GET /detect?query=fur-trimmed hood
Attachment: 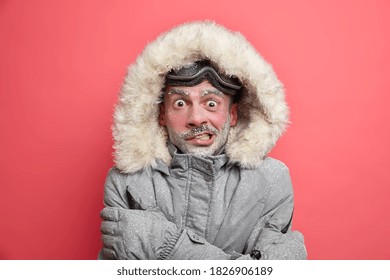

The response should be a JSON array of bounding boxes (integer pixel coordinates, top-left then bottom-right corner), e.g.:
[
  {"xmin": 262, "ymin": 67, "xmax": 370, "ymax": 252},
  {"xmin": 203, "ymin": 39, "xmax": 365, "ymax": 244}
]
[{"xmin": 113, "ymin": 21, "xmax": 289, "ymax": 173}]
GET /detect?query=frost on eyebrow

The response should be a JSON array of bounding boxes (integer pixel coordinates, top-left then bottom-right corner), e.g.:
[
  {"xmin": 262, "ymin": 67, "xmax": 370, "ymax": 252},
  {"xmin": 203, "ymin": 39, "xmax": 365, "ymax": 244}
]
[
  {"xmin": 166, "ymin": 88, "xmax": 189, "ymax": 96},
  {"xmin": 201, "ymin": 88, "xmax": 223, "ymax": 97}
]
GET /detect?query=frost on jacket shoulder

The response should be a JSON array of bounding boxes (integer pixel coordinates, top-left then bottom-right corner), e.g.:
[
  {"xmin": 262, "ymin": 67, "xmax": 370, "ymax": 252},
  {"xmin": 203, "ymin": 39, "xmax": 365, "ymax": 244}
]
[
  {"xmin": 102, "ymin": 156, "xmax": 306, "ymax": 260},
  {"xmin": 102, "ymin": 21, "xmax": 307, "ymax": 259}
]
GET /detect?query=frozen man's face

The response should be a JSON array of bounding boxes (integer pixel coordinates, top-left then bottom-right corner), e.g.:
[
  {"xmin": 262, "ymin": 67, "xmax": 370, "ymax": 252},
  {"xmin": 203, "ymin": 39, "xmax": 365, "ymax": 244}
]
[{"xmin": 159, "ymin": 80, "xmax": 238, "ymax": 156}]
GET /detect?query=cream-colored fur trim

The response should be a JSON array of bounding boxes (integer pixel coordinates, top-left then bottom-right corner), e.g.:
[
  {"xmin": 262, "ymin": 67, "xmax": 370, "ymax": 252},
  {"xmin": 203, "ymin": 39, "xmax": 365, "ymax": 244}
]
[{"xmin": 113, "ymin": 21, "xmax": 289, "ymax": 173}]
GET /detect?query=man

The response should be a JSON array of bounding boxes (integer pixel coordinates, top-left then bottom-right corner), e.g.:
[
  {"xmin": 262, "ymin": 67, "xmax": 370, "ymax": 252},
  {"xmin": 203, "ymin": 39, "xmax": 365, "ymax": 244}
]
[{"xmin": 99, "ymin": 21, "xmax": 307, "ymax": 260}]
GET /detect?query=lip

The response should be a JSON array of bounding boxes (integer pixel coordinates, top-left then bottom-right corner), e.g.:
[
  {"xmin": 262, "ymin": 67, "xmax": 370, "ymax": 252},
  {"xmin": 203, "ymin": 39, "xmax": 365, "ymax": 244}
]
[{"xmin": 186, "ymin": 133, "xmax": 215, "ymax": 146}]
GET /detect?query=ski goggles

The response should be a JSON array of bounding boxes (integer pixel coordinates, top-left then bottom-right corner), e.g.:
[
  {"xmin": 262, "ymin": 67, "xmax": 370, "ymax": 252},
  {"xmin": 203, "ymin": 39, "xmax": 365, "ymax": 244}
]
[{"xmin": 165, "ymin": 60, "xmax": 242, "ymax": 96}]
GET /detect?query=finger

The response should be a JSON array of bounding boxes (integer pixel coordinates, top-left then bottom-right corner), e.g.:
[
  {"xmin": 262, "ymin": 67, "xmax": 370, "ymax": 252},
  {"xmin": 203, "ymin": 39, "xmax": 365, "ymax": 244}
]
[
  {"xmin": 100, "ymin": 207, "xmax": 119, "ymax": 221},
  {"xmin": 115, "ymin": 208, "xmax": 146, "ymax": 222},
  {"xmin": 101, "ymin": 234, "xmax": 119, "ymax": 251},
  {"xmin": 102, "ymin": 248, "xmax": 117, "ymax": 260},
  {"xmin": 100, "ymin": 221, "xmax": 118, "ymax": 235}
]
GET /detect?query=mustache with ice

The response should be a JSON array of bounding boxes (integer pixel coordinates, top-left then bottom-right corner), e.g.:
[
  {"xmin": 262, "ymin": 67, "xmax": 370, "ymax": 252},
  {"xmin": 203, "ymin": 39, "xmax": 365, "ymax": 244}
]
[{"xmin": 180, "ymin": 125, "xmax": 219, "ymax": 141}]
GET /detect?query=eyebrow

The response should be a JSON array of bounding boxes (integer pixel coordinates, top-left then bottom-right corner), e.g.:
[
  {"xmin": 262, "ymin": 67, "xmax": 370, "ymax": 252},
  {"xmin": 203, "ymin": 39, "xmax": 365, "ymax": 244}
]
[
  {"xmin": 201, "ymin": 88, "xmax": 223, "ymax": 97},
  {"xmin": 166, "ymin": 88, "xmax": 189, "ymax": 96},
  {"xmin": 166, "ymin": 88, "xmax": 223, "ymax": 98}
]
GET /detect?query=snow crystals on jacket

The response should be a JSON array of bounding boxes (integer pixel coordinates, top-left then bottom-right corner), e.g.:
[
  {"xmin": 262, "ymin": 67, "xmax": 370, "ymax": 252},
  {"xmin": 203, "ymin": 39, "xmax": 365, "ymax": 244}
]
[{"xmin": 101, "ymin": 21, "xmax": 307, "ymax": 260}]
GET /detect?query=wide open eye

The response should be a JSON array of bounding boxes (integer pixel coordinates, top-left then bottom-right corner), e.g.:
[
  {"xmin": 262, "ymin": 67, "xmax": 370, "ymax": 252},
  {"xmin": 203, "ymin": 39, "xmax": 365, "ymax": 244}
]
[
  {"xmin": 174, "ymin": 99, "xmax": 186, "ymax": 108},
  {"xmin": 206, "ymin": 100, "xmax": 218, "ymax": 108}
]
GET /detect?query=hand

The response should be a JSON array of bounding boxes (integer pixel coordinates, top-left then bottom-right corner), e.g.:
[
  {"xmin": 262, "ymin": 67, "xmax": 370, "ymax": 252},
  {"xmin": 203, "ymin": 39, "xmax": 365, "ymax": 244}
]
[
  {"xmin": 261, "ymin": 231, "xmax": 307, "ymax": 260},
  {"xmin": 100, "ymin": 207, "xmax": 179, "ymax": 259}
]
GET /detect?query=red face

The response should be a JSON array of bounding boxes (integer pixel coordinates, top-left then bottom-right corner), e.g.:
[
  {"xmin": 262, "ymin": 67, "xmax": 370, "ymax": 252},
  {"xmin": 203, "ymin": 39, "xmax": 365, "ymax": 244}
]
[{"xmin": 159, "ymin": 80, "xmax": 238, "ymax": 156}]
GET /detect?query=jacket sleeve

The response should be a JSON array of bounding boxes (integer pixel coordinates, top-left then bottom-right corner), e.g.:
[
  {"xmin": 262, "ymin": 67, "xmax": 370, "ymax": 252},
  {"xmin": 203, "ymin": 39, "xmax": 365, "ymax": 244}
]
[
  {"xmin": 103, "ymin": 167, "xmax": 131, "ymax": 209},
  {"xmin": 100, "ymin": 168, "xmax": 233, "ymax": 260},
  {"xmin": 160, "ymin": 229, "xmax": 232, "ymax": 260},
  {"xmin": 247, "ymin": 164, "xmax": 307, "ymax": 260}
]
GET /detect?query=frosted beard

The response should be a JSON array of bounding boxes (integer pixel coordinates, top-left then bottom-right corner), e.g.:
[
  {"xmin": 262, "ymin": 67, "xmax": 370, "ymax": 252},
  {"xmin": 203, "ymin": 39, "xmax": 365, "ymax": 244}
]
[{"xmin": 167, "ymin": 119, "xmax": 231, "ymax": 156}]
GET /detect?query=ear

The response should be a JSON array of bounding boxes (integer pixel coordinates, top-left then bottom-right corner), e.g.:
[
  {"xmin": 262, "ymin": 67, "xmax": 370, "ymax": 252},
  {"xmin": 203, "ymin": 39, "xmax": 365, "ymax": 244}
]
[
  {"xmin": 229, "ymin": 103, "xmax": 238, "ymax": 127},
  {"xmin": 159, "ymin": 103, "xmax": 166, "ymax": 126}
]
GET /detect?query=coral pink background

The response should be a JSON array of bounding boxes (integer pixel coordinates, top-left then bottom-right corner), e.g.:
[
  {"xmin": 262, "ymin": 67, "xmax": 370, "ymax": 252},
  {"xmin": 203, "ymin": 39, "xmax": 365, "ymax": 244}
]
[{"xmin": 1, "ymin": 0, "xmax": 389, "ymax": 259}]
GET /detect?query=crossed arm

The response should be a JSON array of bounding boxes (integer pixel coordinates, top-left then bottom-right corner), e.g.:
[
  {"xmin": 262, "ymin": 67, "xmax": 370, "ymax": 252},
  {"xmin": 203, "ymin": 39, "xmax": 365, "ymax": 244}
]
[{"xmin": 99, "ymin": 168, "xmax": 307, "ymax": 260}]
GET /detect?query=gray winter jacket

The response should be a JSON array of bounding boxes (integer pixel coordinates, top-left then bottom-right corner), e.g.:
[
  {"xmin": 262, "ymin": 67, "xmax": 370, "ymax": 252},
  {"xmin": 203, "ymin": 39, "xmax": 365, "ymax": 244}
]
[
  {"xmin": 100, "ymin": 21, "xmax": 307, "ymax": 259},
  {"xmin": 101, "ymin": 144, "xmax": 306, "ymax": 259}
]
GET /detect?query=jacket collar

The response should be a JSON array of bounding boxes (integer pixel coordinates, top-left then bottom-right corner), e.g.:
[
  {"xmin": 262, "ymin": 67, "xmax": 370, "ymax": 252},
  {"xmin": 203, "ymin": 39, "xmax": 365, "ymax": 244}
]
[{"xmin": 155, "ymin": 142, "xmax": 230, "ymax": 176}]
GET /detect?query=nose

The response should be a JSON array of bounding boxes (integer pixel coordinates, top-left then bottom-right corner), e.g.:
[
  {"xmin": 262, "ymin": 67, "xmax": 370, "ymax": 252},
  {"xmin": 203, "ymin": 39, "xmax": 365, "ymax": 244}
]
[{"xmin": 186, "ymin": 104, "xmax": 208, "ymax": 127}]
